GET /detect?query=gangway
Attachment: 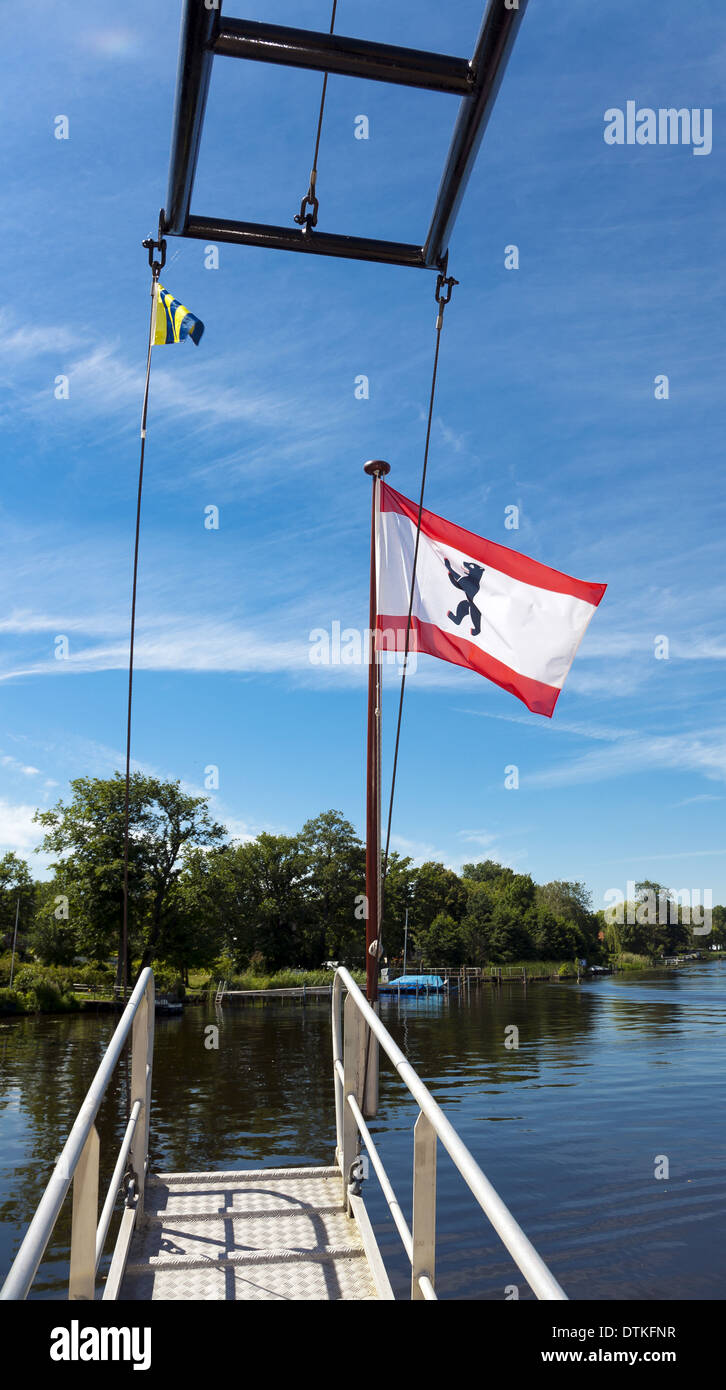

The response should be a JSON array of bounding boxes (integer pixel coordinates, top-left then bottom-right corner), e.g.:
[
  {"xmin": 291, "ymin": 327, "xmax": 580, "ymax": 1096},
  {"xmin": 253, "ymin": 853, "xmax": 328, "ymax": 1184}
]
[{"xmin": 1, "ymin": 968, "xmax": 567, "ymax": 1301}]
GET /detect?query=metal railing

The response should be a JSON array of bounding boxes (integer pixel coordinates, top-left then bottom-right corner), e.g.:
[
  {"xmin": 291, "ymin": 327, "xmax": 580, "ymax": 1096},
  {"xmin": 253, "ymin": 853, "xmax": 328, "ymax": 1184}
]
[
  {"xmin": 332, "ymin": 967, "xmax": 567, "ymax": 1301},
  {"xmin": 1, "ymin": 968, "xmax": 155, "ymax": 1301}
]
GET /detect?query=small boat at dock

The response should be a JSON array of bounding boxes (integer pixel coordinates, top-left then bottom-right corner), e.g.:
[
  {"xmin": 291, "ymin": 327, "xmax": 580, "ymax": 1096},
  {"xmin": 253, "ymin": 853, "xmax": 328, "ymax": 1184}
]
[{"xmin": 379, "ymin": 974, "xmax": 450, "ymax": 995}]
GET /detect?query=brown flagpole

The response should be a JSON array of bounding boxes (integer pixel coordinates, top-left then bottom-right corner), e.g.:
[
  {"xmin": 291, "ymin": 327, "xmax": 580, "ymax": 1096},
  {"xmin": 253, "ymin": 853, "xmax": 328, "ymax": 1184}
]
[
  {"xmin": 363, "ymin": 460, "xmax": 390, "ymax": 1004},
  {"xmin": 362, "ymin": 459, "xmax": 389, "ymax": 1119}
]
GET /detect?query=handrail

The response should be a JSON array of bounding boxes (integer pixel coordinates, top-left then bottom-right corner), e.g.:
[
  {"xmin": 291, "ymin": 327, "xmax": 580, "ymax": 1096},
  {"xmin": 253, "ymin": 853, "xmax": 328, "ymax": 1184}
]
[
  {"xmin": 1, "ymin": 967, "xmax": 155, "ymax": 1301},
  {"xmin": 332, "ymin": 966, "xmax": 567, "ymax": 1301}
]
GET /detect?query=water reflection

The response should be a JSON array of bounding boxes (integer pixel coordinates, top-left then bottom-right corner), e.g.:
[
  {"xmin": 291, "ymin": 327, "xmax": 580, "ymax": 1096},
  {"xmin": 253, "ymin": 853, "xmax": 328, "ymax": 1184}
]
[{"xmin": 1, "ymin": 964, "xmax": 724, "ymax": 1299}]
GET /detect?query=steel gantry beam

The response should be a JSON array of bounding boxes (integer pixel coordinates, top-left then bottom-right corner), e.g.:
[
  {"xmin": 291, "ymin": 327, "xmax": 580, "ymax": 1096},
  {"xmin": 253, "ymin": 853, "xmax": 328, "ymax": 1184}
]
[{"xmin": 163, "ymin": 0, "xmax": 529, "ymax": 269}]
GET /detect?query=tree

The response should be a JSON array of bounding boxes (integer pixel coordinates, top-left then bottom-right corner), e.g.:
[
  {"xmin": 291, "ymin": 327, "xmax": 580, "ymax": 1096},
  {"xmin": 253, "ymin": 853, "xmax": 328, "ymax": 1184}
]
[
  {"xmin": 461, "ymin": 881, "xmax": 495, "ymax": 964},
  {"xmin": 535, "ymin": 881, "xmax": 598, "ymax": 959},
  {"xmin": 298, "ymin": 811, "xmax": 365, "ymax": 965},
  {"xmin": 410, "ymin": 862, "xmax": 467, "ymax": 938},
  {"xmin": 162, "ymin": 846, "xmax": 231, "ymax": 977},
  {"xmin": 30, "ymin": 879, "xmax": 78, "ymax": 965},
  {"xmin": 218, "ymin": 834, "xmax": 308, "ymax": 971},
  {"xmin": 532, "ymin": 907, "xmax": 579, "ymax": 961},
  {"xmin": 710, "ymin": 904, "xmax": 726, "ymax": 949},
  {"xmin": 462, "ymin": 860, "xmax": 515, "ymax": 889},
  {"xmin": 487, "ymin": 874, "xmax": 537, "ymax": 962},
  {"xmin": 35, "ymin": 774, "xmax": 225, "ymax": 983},
  {"xmin": 414, "ymin": 912, "xmax": 467, "ymax": 966},
  {"xmin": 0, "ymin": 853, "xmax": 35, "ymax": 957},
  {"xmin": 380, "ymin": 853, "xmax": 416, "ymax": 961}
]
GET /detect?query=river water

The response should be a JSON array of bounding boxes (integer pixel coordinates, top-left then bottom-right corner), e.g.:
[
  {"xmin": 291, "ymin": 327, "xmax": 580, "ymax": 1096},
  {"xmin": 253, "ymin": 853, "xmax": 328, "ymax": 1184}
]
[{"xmin": 1, "ymin": 963, "xmax": 724, "ymax": 1300}]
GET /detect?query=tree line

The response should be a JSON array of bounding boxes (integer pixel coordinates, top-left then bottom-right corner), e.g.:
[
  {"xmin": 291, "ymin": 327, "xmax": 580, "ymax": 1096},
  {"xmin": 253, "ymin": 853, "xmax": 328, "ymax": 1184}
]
[{"xmin": 1, "ymin": 774, "xmax": 724, "ymax": 984}]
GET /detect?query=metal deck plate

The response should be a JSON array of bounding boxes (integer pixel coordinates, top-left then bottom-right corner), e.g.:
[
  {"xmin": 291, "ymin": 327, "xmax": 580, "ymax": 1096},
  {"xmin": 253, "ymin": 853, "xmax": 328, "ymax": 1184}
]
[{"xmin": 119, "ymin": 1167, "xmax": 379, "ymax": 1301}]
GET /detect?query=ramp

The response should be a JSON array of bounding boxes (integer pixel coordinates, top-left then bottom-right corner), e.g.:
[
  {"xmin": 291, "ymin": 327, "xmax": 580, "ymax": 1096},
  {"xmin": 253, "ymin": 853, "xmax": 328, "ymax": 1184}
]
[{"xmin": 120, "ymin": 1166, "xmax": 383, "ymax": 1301}]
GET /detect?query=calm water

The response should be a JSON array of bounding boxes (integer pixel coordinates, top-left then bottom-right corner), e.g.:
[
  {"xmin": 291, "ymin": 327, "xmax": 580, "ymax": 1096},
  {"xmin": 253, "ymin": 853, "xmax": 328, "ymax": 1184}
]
[{"xmin": 1, "ymin": 963, "xmax": 725, "ymax": 1300}]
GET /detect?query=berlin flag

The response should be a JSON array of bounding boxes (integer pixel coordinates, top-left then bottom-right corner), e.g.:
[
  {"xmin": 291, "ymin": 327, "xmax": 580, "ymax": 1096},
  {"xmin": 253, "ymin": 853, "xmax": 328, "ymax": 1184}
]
[{"xmin": 376, "ymin": 483, "xmax": 606, "ymax": 718}]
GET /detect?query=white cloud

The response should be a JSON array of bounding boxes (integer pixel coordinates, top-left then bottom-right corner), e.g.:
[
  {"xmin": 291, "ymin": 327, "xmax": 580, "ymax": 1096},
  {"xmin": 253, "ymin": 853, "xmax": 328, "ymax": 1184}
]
[
  {"xmin": 1, "ymin": 754, "xmax": 40, "ymax": 777},
  {"xmin": 0, "ymin": 799, "xmax": 44, "ymax": 856},
  {"xmin": 525, "ymin": 729, "xmax": 726, "ymax": 790}
]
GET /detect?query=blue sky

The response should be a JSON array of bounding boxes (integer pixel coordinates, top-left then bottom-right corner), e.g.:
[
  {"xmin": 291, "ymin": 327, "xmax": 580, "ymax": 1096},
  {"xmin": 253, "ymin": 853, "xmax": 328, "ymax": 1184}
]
[{"xmin": 1, "ymin": 0, "xmax": 725, "ymax": 911}]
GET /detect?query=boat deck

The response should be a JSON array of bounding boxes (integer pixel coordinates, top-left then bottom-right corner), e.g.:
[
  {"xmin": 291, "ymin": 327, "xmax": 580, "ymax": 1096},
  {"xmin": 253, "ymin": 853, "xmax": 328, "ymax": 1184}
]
[{"xmin": 119, "ymin": 1166, "xmax": 384, "ymax": 1301}]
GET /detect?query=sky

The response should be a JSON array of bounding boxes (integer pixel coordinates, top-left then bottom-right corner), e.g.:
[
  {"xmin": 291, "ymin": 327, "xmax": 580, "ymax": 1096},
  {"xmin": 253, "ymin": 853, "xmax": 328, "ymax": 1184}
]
[{"xmin": 1, "ymin": 0, "xmax": 725, "ymax": 912}]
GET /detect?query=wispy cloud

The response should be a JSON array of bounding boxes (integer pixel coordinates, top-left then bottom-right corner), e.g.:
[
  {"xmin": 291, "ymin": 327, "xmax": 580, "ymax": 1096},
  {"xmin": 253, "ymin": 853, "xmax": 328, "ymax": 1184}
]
[
  {"xmin": 525, "ymin": 729, "xmax": 726, "ymax": 790},
  {"xmin": 1, "ymin": 753, "xmax": 40, "ymax": 777},
  {"xmin": 672, "ymin": 793, "xmax": 722, "ymax": 807}
]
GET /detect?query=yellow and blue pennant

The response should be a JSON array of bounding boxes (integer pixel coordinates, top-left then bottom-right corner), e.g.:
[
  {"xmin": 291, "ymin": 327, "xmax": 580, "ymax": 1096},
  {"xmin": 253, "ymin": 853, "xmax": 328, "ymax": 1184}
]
[{"xmin": 153, "ymin": 283, "xmax": 204, "ymax": 346}]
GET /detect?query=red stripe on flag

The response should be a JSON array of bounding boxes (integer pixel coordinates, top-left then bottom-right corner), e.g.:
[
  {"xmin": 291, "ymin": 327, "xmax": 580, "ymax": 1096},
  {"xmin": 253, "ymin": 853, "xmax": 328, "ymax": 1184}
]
[
  {"xmin": 377, "ymin": 615, "xmax": 561, "ymax": 718},
  {"xmin": 380, "ymin": 483, "xmax": 607, "ymax": 607}
]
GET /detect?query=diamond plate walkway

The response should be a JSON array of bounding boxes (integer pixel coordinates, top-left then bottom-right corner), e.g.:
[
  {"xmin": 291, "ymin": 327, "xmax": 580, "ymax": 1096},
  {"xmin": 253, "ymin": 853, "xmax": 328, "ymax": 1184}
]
[{"xmin": 119, "ymin": 1167, "xmax": 388, "ymax": 1301}]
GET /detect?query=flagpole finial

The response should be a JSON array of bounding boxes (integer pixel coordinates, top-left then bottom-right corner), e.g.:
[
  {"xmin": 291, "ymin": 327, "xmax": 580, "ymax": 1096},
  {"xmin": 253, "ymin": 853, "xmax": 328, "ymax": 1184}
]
[{"xmin": 364, "ymin": 459, "xmax": 391, "ymax": 478}]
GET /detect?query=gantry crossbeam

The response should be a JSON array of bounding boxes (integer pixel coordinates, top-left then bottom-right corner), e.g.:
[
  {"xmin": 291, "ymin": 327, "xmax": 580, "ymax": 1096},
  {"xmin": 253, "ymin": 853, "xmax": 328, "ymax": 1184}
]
[{"xmin": 163, "ymin": 0, "xmax": 529, "ymax": 269}]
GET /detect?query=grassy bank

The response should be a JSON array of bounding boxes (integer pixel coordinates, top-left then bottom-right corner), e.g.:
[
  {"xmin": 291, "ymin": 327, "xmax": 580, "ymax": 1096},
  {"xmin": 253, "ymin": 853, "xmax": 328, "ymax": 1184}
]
[
  {"xmin": 204, "ymin": 968, "xmax": 366, "ymax": 992},
  {"xmin": 0, "ymin": 963, "xmax": 366, "ymax": 1014},
  {"xmin": 2, "ymin": 954, "xmax": 721, "ymax": 1016}
]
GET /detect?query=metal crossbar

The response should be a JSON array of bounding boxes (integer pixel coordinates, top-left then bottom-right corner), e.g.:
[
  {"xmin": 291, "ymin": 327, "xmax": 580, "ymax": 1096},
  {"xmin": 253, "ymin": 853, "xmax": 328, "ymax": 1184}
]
[
  {"xmin": 162, "ymin": 0, "xmax": 530, "ymax": 268},
  {"xmin": 331, "ymin": 967, "xmax": 567, "ymax": 1301},
  {"xmin": 0, "ymin": 968, "xmax": 155, "ymax": 1301}
]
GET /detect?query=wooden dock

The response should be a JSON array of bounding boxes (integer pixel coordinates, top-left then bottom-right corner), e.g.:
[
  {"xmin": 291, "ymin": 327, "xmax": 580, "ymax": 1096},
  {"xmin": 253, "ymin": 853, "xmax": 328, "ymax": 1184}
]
[
  {"xmin": 119, "ymin": 1167, "xmax": 391, "ymax": 1301},
  {"xmin": 220, "ymin": 985, "xmax": 333, "ymax": 1001}
]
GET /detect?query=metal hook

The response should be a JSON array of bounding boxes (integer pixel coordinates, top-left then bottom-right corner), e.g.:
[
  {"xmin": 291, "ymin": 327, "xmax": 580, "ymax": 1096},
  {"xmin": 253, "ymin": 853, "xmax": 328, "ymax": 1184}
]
[
  {"xmin": 435, "ymin": 269, "xmax": 459, "ymax": 306},
  {"xmin": 142, "ymin": 209, "xmax": 167, "ymax": 278}
]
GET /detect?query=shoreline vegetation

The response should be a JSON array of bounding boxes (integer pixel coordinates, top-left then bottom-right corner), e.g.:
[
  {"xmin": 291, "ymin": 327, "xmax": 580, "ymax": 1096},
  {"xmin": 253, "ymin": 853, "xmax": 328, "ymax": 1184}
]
[
  {"xmin": 2, "ymin": 774, "xmax": 724, "ymax": 1018},
  {"xmin": 1, "ymin": 955, "xmax": 723, "ymax": 1018}
]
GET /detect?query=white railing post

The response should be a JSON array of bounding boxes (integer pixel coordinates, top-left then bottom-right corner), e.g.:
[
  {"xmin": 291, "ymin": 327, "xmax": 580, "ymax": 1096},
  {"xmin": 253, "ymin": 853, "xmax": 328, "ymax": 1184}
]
[
  {"xmin": 129, "ymin": 979, "xmax": 154, "ymax": 1217},
  {"xmin": 332, "ymin": 976, "xmax": 344, "ymax": 1167},
  {"xmin": 68, "ymin": 1125, "xmax": 100, "ymax": 1300},
  {"xmin": 363, "ymin": 1004, "xmax": 379, "ymax": 1119},
  {"xmin": 411, "ymin": 1111, "xmax": 436, "ymax": 1300},
  {"xmin": 342, "ymin": 993, "xmax": 366, "ymax": 1213}
]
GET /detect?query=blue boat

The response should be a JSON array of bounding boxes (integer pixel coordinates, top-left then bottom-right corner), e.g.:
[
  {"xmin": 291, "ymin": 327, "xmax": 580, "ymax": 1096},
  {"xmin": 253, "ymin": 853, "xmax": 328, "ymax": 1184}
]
[{"xmin": 379, "ymin": 974, "xmax": 450, "ymax": 994}]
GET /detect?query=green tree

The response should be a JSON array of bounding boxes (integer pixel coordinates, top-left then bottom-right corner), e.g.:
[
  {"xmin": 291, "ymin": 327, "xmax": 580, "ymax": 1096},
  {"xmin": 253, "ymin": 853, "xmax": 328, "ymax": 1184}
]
[
  {"xmin": 220, "ymin": 833, "xmax": 307, "ymax": 970},
  {"xmin": 380, "ymin": 853, "xmax": 416, "ymax": 962},
  {"xmin": 487, "ymin": 874, "xmax": 537, "ymax": 962},
  {"xmin": 298, "ymin": 811, "xmax": 365, "ymax": 965},
  {"xmin": 30, "ymin": 879, "xmax": 78, "ymax": 965},
  {"xmin": 710, "ymin": 904, "xmax": 726, "ymax": 949},
  {"xmin": 35, "ymin": 774, "xmax": 225, "ymax": 983},
  {"xmin": 414, "ymin": 912, "xmax": 467, "ymax": 966},
  {"xmin": 535, "ymin": 881, "xmax": 599, "ymax": 959},
  {"xmin": 462, "ymin": 860, "xmax": 515, "ymax": 889},
  {"xmin": 460, "ymin": 880, "xmax": 496, "ymax": 964},
  {"xmin": 0, "ymin": 852, "xmax": 35, "ymax": 957},
  {"xmin": 161, "ymin": 846, "xmax": 231, "ymax": 977},
  {"xmin": 410, "ymin": 862, "xmax": 467, "ymax": 938}
]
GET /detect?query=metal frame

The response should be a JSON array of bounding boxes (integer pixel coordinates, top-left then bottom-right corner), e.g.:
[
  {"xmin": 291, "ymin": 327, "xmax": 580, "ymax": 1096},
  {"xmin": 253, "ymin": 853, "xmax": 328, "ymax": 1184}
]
[
  {"xmin": 0, "ymin": 969, "xmax": 155, "ymax": 1301},
  {"xmin": 163, "ymin": 0, "xmax": 530, "ymax": 269},
  {"xmin": 332, "ymin": 967, "xmax": 567, "ymax": 1301}
]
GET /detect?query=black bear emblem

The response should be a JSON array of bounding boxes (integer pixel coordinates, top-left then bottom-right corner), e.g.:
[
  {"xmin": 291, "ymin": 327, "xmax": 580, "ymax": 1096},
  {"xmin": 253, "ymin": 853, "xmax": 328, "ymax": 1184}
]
[{"xmin": 445, "ymin": 557, "xmax": 484, "ymax": 638}]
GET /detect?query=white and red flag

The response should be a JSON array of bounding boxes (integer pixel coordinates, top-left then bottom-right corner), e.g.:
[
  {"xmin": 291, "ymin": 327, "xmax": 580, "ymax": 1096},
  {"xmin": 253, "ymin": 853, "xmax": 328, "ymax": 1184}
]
[{"xmin": 376, "ymin": 483, "xmax": 606, "ymax": 718}]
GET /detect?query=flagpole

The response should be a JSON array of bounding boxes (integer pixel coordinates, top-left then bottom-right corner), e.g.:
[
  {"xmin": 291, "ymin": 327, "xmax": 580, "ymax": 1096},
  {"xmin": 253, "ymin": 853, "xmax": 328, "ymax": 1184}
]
[
  {"xmin": 362, "ymin": 459, "xmax": 389, "ymax": 1118},
  {"xmin": 363, "ymin": 459, "xmax": 390, "ymax": 1002},
  {"xmin": 121, "ymin": 239, "xmax": 163, "ymax": 1002}
]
